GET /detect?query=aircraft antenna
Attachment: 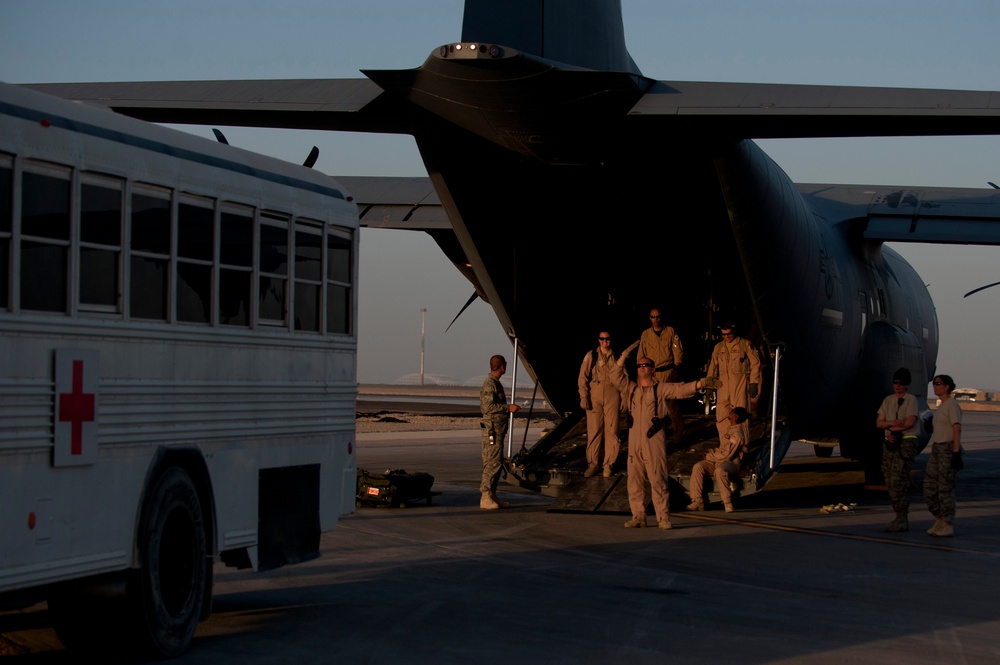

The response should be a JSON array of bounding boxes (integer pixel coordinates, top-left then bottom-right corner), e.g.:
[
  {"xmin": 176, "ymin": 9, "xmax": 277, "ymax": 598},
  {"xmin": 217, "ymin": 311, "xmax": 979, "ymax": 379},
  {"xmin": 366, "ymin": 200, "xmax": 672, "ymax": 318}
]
[{"xmin": 211, "ymin": 128, "xmax": 229, "ymax": 145}]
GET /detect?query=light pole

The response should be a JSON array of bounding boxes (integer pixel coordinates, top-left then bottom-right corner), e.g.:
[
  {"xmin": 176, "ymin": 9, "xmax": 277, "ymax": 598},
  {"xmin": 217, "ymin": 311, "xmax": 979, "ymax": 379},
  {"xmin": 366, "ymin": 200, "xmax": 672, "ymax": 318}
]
[{"xmin": 420, "ymin": 308, "xmax": 426, "ymax": 386}]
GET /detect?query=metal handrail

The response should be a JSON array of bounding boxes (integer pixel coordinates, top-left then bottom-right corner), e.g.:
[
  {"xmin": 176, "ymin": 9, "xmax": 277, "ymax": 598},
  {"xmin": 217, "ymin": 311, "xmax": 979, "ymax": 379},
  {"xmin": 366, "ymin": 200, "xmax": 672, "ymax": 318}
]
[{"xmin": 769, "ymin": 344, "xmax": 783, "ymax": 471}]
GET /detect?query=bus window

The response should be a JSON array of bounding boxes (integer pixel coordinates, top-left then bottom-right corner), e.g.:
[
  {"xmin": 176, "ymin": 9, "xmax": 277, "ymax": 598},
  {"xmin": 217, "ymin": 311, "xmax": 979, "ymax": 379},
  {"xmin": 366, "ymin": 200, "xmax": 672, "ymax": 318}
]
[
  {"xmin": 259, "ymin": 212, "xmax": 289, "ymax": 326},
  {"xmin": 21, "ymin": 164, "xmax": 71, "ymax": 312},
  {"xmin": 80, "ymin": 176, "xmax": 124, "ymax": 310},
  {"xmin": 177, "ymin": 197, "xmax": 214, "ymax": 324},
  {"xmin": 293, "ymin": 221, "xmax": 322, "ymax": 332},
  {"xmin": 0, "ymin": 155, "xmax": 10, "ymax": 309},
  {"xmin": 326, "ymin": 228, "xmax": 352, "ymax": 335},
  {"xmin": 219, "ymin": 205, "xmax": 253, "ymax": 327},
  {"xmin": 130, "ymin": 187, "xmax": 171, "ymax": 320}
]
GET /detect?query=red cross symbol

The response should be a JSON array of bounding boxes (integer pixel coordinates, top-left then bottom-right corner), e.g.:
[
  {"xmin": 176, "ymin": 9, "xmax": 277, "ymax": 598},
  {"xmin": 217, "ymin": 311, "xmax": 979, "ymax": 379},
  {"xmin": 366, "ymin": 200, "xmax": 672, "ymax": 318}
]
[{"xmin": 58, "ymin": 360, "xmax": 96, "ymax": 455}]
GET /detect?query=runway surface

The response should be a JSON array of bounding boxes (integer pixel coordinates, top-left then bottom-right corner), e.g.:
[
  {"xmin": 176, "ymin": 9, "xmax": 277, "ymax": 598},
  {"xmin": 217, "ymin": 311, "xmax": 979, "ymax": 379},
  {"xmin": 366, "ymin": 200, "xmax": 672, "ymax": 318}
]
[{"xmin": 2, "ymin": 407, "xmax": 998, "ymax": 663}]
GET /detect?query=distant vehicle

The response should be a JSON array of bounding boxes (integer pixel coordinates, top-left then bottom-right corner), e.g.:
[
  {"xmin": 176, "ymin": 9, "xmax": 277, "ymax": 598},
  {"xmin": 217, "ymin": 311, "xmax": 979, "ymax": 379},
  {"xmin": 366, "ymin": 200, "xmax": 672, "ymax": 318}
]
[
  {"xmin": 0, "ymin": 83, "xmax": 359, "ymax": 657},
  {"xmin": 952, "ymin": 388, "xmax": 981, "ymax": 402}
]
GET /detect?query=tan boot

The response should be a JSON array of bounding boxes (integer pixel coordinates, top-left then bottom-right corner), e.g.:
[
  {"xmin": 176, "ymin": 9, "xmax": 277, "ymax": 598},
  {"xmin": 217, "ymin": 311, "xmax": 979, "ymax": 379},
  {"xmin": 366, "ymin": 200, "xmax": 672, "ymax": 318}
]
[
  {"xmin": 489, "ymin": 491, "xmax": 510, "ymax": 509},
  {"xmin": 723, "ymin": 502, "xmax": 735, "ymax": 513},
  {"xmin": 926, "ymin": 517, "xmax": 946, "ymax": 536},
  {"xmin": 480, "ymin": 492, "xmax": 499, "ymax": 510},
  {"xmin": 686, "ymin": 501, "xmax": 704, "ymax": 511},
  {"xmin": 603, "ymin": 465, "xmax": 613, "ymax": 478},
  {"xmin": 930, "ymin": 520, "xmax": 954, "ymax": 538},
  {"xmin": 658, "ymin": 518, "xmax": 673, "ymax": 530},
  {"xmin": 584, "ymin": 464, "xmax": 598, "ymax": 478},
  {"xmin": 624, "ymin": 516, "xmax": 646, "ymax": 528},
  {"xmin": 884, "ymin": 512, "xmax": 909, "ymax": 533}
]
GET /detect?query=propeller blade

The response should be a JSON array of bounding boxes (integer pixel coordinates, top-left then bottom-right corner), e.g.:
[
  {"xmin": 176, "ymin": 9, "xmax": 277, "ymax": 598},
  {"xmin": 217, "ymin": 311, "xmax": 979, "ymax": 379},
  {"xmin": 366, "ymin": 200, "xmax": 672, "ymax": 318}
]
[
  {"xmin": 445, "ymin": 291, "xmax": 480, "ymax": 332},
  {"xmin": 303, "ymin": 146, "xmax": 319, "ymax": 168},
  {"xmin": 211, "ymin": 128, "xmax": 229, "ymax": 145},
  {"xmin": 964, "ymin": 280, "xmax": 1000, "ymax": 297}
]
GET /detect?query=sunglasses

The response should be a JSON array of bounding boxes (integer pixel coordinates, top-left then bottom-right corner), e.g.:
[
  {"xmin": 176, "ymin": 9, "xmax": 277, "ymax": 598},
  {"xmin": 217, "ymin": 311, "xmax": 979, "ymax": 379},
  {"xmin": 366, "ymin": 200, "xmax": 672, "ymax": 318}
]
[
  {"xmin": 932, "ymin": 381, "xmax": 945, "ymax": 386},
  {"xmin": 649, "ymin": 315, "xmax": 661, "ymax": 319},
  {"xmin": 636, "ymin": 362, "xmax": 654, "ymax": 368},
  {"xmin": 892, "ymin": 380, "xmax": 907, "ymax": 385},
  {"xmin": 599, "ymin": 336, "xmax": 611, "ymax": 341}
]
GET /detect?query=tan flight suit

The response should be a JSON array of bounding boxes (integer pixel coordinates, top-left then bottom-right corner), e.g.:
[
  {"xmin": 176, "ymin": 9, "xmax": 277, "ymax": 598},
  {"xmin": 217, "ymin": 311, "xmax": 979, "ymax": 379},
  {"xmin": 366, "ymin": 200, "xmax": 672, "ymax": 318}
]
[
  {"xmin": 577, "ymin": 348, "xmax": 621, "ymax": 471},
  {"xmin": 609, "ymin": 363, "xmax": 698, "ymax": 523},
  {"xmin": 689, "ymin": 421, "xmax": 748, "ymax": 508},
  {"xmin": 638, "ymin": 326, "xmax": 684, "ymax": 439},
  {"xmin": 706, "ymin": 336, "xmax": 761, "ymax": 438}
]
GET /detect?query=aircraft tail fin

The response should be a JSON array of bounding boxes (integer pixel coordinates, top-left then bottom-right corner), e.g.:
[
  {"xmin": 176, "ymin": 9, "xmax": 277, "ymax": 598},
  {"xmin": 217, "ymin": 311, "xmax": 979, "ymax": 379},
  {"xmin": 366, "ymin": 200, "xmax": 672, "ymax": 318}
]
[{"xmin": 461, "ymin": 0, "xmax": 641, "ymax": 75}]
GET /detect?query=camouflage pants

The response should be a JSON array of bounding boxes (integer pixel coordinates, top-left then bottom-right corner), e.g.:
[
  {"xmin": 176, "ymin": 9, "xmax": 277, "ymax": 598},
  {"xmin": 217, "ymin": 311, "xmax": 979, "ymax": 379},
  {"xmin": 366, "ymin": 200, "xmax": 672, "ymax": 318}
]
[
  {"xmin": 881, "ymin": 436, "xmax": 916, "ymax": 513},
  {"xmin": 924, "ymin": 441, "xmax": 959, "ymax": 521},
  {"xmin": 480, "ymin": 418, "xmax": 508, "ymax": 493}
]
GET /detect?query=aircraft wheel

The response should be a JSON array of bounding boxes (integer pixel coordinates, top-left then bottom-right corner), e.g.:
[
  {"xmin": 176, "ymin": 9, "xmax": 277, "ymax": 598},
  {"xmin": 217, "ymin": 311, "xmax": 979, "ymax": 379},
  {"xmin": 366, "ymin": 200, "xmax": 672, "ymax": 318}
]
[
  {"xmin": 814, "ymin": 444, "xmax": 834, "ymax": 458},
  {"xmin": 128, "ymin": 466, "xmax": 207, "ymax": 658}
]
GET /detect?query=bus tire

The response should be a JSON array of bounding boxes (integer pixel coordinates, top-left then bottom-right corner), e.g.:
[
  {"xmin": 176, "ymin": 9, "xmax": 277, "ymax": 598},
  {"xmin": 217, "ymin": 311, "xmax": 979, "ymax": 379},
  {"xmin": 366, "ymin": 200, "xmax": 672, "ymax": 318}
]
[{"xmin": 129, "ymin": 466, "xmax": 207, "ymax": 658}]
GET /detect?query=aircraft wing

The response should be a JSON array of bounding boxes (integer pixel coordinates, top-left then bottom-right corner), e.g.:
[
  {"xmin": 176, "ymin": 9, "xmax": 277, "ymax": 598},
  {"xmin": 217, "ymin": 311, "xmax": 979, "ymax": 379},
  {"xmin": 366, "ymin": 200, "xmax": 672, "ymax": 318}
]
[
  {"xmin": 339, "ymin": 176, "xmax": 448, "ymax": 231},
  {"xmin": 25, "ymin": 74, "xmax": 1000, "ymax": 143},
  {"xmin": 630, "ymin": 80, "xmax": 1000, "ymax": 139},
  {"xmin": 21, "ymin": 79, "xmax": 417, "ymax": 134},
  {"xmin": 347, "ymin": 176, "xmax": 1000, "ymax": 246},
  {"xmin": 796, "ymin": 183, "xmax": 1000, "ymax": 245},
  {"xmin": 339, "ymin": 175, "xmax": 486, "ymax": 299}
]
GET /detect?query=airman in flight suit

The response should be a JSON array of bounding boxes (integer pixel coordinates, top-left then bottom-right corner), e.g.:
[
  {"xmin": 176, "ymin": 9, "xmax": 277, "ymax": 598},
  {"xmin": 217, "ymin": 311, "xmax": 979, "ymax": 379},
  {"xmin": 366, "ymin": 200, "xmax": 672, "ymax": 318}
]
[
  {"xmin": 706, "ymin": 322, "xmax": 761, "ymax": 440},
  {"xmin": 609, "ymin": 349, "xmax": 719, "ymax": 530},
  {"xmin": 577, "ymin": 331, "xmax": 621, "ymax": 478},
  {"xmin": 687, "ymin": 406, "xmax": 750, "ymax": 513},
  {"xmin": 637, "ymin": 308, "xmax": 685, "ymax": 441}
]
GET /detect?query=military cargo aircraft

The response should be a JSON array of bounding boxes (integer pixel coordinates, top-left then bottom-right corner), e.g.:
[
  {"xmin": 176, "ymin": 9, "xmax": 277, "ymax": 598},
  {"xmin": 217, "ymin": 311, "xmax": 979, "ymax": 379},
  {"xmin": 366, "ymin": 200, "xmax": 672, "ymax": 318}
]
[{"xmin": 25, "ymin": 0, "xmax": 1000, "ymax": 497}]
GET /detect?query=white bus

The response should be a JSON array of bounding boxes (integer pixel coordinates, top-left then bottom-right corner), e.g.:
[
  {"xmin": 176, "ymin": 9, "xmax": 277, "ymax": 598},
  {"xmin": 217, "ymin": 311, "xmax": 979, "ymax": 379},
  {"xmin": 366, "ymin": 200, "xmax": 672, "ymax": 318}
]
[{"xmin": 0, "ymin": 83, "xmax": 358, "ymax": 657}]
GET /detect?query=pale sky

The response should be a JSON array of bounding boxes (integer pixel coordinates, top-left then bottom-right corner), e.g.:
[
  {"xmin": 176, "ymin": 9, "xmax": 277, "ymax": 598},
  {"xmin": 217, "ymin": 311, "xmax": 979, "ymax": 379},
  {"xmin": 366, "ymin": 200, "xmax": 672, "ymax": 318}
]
[{"xmin": 2, "ymin": 0, "xmax": 998, "ymax": 390}]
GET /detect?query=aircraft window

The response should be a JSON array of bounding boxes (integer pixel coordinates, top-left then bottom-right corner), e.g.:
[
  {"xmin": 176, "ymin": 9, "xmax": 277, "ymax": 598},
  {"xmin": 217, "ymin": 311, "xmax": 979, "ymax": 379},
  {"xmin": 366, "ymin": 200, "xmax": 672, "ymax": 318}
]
[
  {"xmin": 80, "ymin": 180, "xmax": 124, "ymax": 310},
  {"xmin": 0, "ymin": 158, "xmax": 10, "ymax": 309},
  {"xmin": 176, "ymin": 199, "xmax": 214, "ymax": 324},
  {"xmin": 259, "ymin": 218, "xmax": 289, "ymax": 325},
  {"xmin": 21, "ymin": 167, "xmax": 70, "ymax": 312},
  {"xmin": 293, "ymin": 223, "xmax": 322, "ymax": 332},
  {"xmin": 130, "ymin": 188, "xmax": 171, "ymax": 320},
  {"xmin": 220, "ymin": 207, "xmax": 253, "ymax": 327},
  {"xmin": 326, "ymin": 229, "xmax": 353, "ymax": 335}
]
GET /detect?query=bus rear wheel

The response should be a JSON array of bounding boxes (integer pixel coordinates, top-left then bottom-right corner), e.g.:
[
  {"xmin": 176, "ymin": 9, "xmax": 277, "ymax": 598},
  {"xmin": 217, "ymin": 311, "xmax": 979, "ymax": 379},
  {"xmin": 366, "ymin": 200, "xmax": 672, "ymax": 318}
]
[{"xmin": 128, "ymin": 466, "xmax": 207, "ymax": 658}]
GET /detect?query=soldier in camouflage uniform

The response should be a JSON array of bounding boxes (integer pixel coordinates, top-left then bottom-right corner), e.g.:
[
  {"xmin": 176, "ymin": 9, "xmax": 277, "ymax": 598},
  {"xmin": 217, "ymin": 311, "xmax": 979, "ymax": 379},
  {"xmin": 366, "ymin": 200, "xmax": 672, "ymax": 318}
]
[
  {"xmin": 925, "ymin": 374, "xmax": 963, "ymax": 537},
  {"xmin": 875, "ymin": 367, "xmax": 919, "ymax": 532},
  {"xmin": 480, "ymin": 355, "xmax": 520, "ymax": 510}
]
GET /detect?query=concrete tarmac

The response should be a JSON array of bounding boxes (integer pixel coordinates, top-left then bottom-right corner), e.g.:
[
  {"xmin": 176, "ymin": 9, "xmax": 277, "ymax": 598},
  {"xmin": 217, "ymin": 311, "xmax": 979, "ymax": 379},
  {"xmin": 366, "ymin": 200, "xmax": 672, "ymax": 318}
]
[{"xmin": 2, "ymin": 413, "xmax": 999, "ymax": 663}]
